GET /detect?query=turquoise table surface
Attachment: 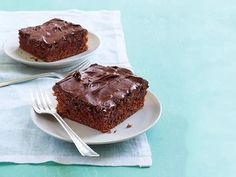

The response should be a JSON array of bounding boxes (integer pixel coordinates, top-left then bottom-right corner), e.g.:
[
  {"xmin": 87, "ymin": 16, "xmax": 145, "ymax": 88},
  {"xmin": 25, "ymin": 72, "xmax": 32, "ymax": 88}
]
[{"xmin": 1, "ymin": 0, "xmax": 236, "ymax": 177}]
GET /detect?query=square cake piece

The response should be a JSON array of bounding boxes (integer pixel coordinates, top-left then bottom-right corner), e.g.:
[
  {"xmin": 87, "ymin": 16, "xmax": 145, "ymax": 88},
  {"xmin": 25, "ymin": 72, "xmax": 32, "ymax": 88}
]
[
  {"xmin": 53, "ymin": 64, "xmax": 149, "ymax": 133},
  {"xmin": 19, "ymin": 18, "xmax": 88, "ymax": 62}
]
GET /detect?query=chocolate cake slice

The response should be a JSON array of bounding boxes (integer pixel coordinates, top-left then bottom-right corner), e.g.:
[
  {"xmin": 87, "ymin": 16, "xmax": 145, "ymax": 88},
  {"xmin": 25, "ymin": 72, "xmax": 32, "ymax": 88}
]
[
  {"xmin": 53, "ymin": 64, "xmax": 149, "ymax": 133},
  {"xmin": 19, "ymin": 18, "xmax": 88, "ymax": 62}
]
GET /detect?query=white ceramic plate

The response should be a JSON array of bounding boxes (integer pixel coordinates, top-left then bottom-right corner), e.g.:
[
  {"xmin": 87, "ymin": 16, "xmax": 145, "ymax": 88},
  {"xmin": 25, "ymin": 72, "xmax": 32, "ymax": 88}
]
[
  {"xmin": 31, "ymin": 90, "xmax": 162, "ymax": 145},
  {"xmin": 4, "ymin": 32, "xmax": 100, "ymax": 69}
]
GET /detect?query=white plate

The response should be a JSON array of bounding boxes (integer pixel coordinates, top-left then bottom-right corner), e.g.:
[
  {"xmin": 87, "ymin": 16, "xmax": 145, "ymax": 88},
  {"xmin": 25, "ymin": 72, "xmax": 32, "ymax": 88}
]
[
  {"xmin": 31, "ymin": 90, "xmax": 162, "ymax": 145},
  {"xmin": 4, "ymin": 32, "xmax": 100, "ymax": 69}
]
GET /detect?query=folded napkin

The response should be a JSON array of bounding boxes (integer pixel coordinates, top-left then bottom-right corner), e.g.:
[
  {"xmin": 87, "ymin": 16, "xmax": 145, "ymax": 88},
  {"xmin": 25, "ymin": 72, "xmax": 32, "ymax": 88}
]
[{"xmin": 0, "ymin": 10, "xmax": 152, "ymax": 167}]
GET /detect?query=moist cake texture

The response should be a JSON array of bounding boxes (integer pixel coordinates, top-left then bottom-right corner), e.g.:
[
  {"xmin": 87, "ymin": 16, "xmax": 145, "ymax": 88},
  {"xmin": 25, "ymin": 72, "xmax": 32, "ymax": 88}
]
[
  {"xmin": 19, "ymin": 18, "xmax": 88, "ymax": 62},
  {"xmin": 53, "ymin": 64, "xmax": 149, "ymax": 132}
]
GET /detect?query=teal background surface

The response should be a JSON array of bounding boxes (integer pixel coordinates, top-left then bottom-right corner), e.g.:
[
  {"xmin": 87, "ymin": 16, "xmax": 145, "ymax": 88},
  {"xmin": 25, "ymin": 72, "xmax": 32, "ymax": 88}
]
[{"xmin": 1, "ymin": 0, "xmax": 236, "ymax": 176}]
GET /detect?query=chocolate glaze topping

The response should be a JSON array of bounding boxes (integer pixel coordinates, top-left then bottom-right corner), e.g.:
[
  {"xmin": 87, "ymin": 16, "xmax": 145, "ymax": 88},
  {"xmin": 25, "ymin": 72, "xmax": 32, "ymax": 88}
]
[
  {"xmin": 55, "ymin": 64, "xmax": 148, "ymax": 110},
  {"xmin": 19, "ymin": 18, "xmax": 87, "ymax": 44}
]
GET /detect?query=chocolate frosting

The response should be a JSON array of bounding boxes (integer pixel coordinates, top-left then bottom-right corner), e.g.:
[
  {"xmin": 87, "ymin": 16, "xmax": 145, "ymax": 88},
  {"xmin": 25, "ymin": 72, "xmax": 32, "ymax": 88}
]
[
  {"xmin": 55, "ymin": 64, "xmax": 148, "ymax": 110},
  {"xmin": 19, "ymin": 18, "xmax": 87, "ymax": 44}
]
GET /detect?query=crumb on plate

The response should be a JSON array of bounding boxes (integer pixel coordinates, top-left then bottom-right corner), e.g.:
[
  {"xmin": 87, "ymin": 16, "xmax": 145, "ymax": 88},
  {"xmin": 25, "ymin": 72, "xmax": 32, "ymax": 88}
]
[{"xmin": 126, "ymin": 124, "xmax": 132, "ymax": 128}]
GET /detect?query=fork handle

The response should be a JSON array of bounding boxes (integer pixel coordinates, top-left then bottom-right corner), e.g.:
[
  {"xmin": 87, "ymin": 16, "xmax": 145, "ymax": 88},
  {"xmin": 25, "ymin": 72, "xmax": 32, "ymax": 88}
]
[
  {"xmin": 52, "ymin": 112, "xmax": 99, "ymax": 157},
  {"xmin": 0, "ymin": 73, "xmax": 60, "ymax": 88}
]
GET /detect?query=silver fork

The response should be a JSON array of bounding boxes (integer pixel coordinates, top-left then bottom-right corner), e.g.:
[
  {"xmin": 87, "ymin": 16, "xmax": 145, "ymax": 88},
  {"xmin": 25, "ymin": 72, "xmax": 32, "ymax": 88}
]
[
  {"xmin": 0, "ymin": 60, "xmax": 90, "ymax": 88},
  {"xmin": 31, "ymin": 89, "xmax": 99, "ymax": 157}
]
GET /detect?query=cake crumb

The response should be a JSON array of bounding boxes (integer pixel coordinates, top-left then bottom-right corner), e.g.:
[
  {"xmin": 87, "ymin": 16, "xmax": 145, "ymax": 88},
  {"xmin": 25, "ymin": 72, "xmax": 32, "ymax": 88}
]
[
  {"xmin": 126, "ymin": 124, "xmax": 132, "ymax": 128},
  {"xmin": 113, "ymin": 130, "xmax": 117, "ymax": 133},
  {"xmin": 30, "ymin": 56, "xmax": 38, "ymax": 61}
]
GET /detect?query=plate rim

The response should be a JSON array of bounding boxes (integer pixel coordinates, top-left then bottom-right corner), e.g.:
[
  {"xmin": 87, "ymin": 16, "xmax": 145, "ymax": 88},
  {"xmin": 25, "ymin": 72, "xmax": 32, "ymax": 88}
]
[
  {"xmin": 31, "ymin": 90, "xmax": 162, "ymax": 145},
  {"xmin": 4, "ymin": 31, "xmax": 100, "ymax": 67}
]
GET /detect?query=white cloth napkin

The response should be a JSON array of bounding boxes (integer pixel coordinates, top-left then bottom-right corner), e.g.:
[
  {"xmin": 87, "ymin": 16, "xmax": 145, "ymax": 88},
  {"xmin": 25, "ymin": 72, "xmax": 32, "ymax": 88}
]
[{"xmin": 0, "ymin": 10, "xmax": 152, "ymax": 167}]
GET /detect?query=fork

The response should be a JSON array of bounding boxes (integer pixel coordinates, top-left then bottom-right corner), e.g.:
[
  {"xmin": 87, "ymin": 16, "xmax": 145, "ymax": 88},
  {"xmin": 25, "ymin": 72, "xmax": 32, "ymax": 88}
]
[
  {"xmin": 0, "ymin": 60, "xmax": 90, "ymax": 88},
  {"xmin": 31, "ymin": 89, "xmax": 99, "ymax": 157}
]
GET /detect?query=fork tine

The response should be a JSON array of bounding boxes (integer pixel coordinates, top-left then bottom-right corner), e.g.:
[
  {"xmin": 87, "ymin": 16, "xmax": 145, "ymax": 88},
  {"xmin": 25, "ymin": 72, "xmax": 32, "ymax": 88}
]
[
  {"xmin": 39, "ymin": 89, "xmax": 49, "ymax": 110},
  {"xmin": 68, "ymin": 60, "xmax": 90, "ymax": 75},
  {"xmin": 35, "ymin": 89, "xmax": 46, "ymax": 111},
  {"xmin": 79, "ymin": 60, "xmax": 90, "ymax": 71},
  {"xmin": 35, "ymin": 89, "xmax": 44, "ymax": 111},
  {"xmin": 44, "ymin": 89, "xmax": 54, "ymax": 110},
  {"xmin": 60, "ymin": 61, "xmax": 84, "ymax": 73},
  {"xmin": 30, "ymin": 90, "xmax": 40, "ymax": 112}
]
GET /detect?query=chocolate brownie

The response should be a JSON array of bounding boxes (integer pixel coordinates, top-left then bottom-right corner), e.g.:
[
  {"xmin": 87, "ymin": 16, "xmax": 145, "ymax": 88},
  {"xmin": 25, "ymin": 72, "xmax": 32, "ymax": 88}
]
[
  {"xmin": 19, "ymin": 18, "xmax": 88, "ymax": 62},
  {"xmin": 53, "ymin": 64, "xmax": 149, "ymax": 133}
]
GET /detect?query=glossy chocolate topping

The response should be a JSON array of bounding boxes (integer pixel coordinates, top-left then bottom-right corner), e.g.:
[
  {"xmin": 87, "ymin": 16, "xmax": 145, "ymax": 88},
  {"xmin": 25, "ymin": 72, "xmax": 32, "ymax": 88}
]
[
  {"xmin": 19, "ymin": 18, "xmax": 87, "ymax": 44},
  {"xmin": 55, "ymin": 64, "xmax": 148, "ymax": 110}
]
